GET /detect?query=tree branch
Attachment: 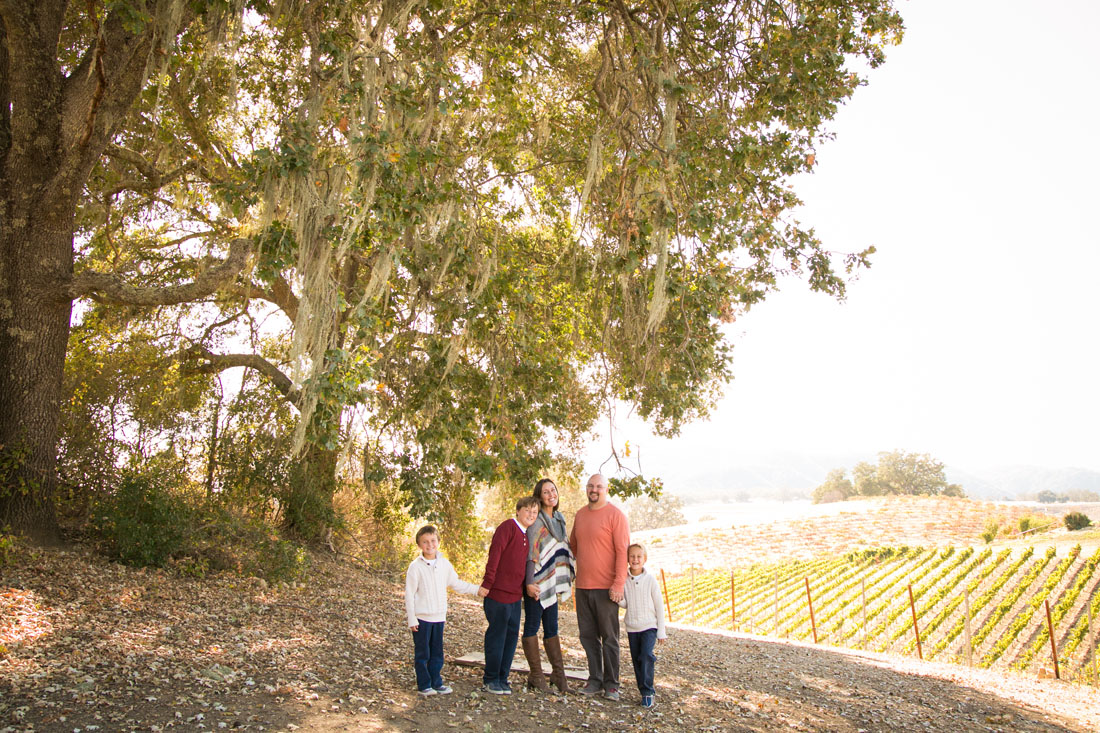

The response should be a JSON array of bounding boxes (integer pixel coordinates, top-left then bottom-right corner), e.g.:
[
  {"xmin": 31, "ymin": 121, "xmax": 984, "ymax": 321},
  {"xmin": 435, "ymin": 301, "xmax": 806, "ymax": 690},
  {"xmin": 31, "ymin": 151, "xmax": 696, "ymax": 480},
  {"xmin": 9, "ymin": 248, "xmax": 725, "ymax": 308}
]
[
  {"xmin": 59, "ymin": 1, "xmax": 198, "ymax": 185},
  {"xmin": 104, "ymin": 144, "xmax": 200, "ymax": 195},
  {"xmin": 180, "ymin": 344, "xmax": 300, "ymax": 404},
  {"xmin": 67, "ymin": 237, "xmax": 252, "ymax": 305},
  {"xmin": 224, "ymin": 274, "xmax": 300, "ymax": 324}
]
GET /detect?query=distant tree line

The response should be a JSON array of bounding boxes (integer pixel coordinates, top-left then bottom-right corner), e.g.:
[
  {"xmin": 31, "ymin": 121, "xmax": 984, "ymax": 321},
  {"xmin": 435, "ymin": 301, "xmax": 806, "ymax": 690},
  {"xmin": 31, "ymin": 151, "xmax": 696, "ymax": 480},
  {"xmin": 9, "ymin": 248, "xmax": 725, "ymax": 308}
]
[
  {"xmin": 1037, "ymin": 489, "xmax": 1100, "ymax": 503},
  {"xmin": 812, "ymin": 451, "xmax": 964, "ymax": 504},
  {"xmin": 626, "ymin": 494, "xmax": 687, "ymax": 532}
]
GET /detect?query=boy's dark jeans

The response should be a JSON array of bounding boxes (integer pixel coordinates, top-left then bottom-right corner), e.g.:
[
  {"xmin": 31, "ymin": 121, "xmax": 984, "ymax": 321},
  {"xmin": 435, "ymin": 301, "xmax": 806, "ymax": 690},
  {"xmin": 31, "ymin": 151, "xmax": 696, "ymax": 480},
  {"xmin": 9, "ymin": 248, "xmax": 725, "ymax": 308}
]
[
  {"xmin": 412, "ymin": 620, "xmax": 445, "ymax": 691},
  {"xmin": 483, "ymin": 597, "xmax": 521, "ymax": 686},
  {"xmin": 628, "ymin": 628, "xmax": 657, "ymax": 696}
]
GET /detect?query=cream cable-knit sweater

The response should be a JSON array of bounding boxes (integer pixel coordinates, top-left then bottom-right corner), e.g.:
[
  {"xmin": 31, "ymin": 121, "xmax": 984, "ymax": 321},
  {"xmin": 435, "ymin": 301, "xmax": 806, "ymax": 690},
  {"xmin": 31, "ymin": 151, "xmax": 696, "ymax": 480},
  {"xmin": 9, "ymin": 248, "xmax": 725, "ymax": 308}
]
[
  {"xmin": 404, "ymin": 554, "xmax": 481, "ymax": 627},
  {"xmin": 622, "ymin": 569, "xmax": 668, "ymax": 638}
]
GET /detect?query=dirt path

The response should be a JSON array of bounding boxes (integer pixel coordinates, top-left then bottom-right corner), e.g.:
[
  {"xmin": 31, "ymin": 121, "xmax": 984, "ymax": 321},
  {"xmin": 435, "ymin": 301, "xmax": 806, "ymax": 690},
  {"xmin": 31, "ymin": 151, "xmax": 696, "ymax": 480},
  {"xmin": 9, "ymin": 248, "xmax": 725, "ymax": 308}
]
[{"xmin": 2, "ymin": 546, "xmax": 1098, "ymax": 732}]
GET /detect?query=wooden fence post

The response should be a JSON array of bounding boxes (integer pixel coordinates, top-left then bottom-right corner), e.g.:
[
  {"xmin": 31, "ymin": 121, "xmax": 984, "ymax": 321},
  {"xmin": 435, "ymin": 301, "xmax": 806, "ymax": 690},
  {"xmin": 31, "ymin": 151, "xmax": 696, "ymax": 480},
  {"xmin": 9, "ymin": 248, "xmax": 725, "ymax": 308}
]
[
  {"xmin": 907, "ymin": 584, "xmax": 922, "ymax": 660},
  {"xmin": 730, "ymin": 573, "xmax": 736, "ymax": 631},
  {"xmin": 660, "ymin": 568, "xmax": 672, "ymax": 622},
  {"xmin": 1044, "ymin": 599, "xmax": 1059, "ymax": 680},
  {"xmin": 805, "ymin": 577, "xmax": 818, "ymax": 644},
  {"xmin": 964, "ymin": 589, "xmax": 972, "ymax": 667}
]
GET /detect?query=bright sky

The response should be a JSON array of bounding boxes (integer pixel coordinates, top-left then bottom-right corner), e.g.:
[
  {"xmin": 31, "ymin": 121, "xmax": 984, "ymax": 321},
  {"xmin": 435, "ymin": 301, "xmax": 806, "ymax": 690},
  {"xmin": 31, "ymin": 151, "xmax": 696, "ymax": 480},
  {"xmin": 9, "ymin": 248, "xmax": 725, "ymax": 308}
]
[{"xmin": 588, "ymin": 0, "xmax": 1100, "ymax": 478}]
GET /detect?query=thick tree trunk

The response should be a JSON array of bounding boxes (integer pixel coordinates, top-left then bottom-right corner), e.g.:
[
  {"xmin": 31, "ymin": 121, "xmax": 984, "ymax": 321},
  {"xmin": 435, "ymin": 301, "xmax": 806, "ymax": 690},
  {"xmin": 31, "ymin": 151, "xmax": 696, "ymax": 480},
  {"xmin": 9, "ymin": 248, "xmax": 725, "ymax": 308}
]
[
  {"xmin": 0, "ymin": 168, "xmax": 74, "ymax": 543},
  {"xmin": 0, "ymin": 1, "xmax": 200, "ymax": 541}
]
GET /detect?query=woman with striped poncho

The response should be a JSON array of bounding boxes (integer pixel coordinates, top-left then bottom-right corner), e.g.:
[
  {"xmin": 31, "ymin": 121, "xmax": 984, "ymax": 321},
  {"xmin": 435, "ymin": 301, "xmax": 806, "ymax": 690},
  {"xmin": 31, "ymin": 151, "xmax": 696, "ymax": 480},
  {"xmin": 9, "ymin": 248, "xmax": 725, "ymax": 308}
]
[{"xmin": 521, "ymin": 478, "xmax": 576, "ymax": 692}]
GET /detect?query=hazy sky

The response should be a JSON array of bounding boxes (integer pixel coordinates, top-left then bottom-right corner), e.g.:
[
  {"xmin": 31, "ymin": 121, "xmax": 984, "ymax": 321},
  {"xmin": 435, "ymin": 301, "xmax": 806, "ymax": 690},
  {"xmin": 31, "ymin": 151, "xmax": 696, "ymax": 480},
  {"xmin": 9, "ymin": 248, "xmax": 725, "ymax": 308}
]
[{"xmin": 587, "ymin": 0, "xmax": 1100, "ymax": 477}]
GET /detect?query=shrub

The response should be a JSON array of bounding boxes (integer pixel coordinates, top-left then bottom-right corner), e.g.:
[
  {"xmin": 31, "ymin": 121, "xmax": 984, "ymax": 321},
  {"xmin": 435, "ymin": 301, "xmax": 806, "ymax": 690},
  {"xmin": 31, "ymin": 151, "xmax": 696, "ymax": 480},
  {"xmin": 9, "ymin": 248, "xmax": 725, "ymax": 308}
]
[
  {"xmin": 91, "ymin": 464, "xmax": 310, "ymax": 581},
  {"xmin": 0, "ymin": 529, "xmax": 15, "ymax": 566},
  {"xmin": 1064, "ymin": 512, "xmax": 1092, "ymax": 531},
  {"xmin": 1017, "ymin": 514, "xmax": 1055, "ymax": 535},
  {"xmin": 183, "ymin": 505, "xmax": 311, "ymax": 582},
  {"xmin": 92, "ymin": 468, "xmax": 191, "ymax": 568},
  {"xmin": 337, "ymin": 479, "xmax": 415, "ymax": 574},
  {"xmin": 980, "ymin": 520, "xmax": 1000, "ymax": 544}
]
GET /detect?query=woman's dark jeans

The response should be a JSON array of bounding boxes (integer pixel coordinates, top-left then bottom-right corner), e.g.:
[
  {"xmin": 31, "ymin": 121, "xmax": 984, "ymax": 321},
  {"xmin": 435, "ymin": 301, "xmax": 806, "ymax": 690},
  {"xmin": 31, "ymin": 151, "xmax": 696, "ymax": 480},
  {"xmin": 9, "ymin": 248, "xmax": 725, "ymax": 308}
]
[{"xmin": 522, "ymin": 594, "xmax": 559, "ymax": 638}]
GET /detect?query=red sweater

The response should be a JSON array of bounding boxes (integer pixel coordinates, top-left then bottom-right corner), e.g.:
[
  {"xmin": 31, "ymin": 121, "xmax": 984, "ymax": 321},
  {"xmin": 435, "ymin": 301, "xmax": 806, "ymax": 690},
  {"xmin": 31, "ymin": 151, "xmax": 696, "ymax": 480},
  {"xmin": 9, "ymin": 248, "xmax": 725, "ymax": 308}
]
[{"xmin": 481, "ymin": 518, "xmax": 528, "ymax": 603}]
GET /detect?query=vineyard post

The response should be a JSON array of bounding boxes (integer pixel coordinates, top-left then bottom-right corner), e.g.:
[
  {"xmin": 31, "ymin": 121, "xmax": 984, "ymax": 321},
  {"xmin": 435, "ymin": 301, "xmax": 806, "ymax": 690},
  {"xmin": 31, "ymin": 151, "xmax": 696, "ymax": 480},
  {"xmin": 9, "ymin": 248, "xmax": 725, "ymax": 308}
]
[
  {"xmin": 805, "ymin": 577, "xmax": 818, "ymax": 644},
  {"xmin": 773, "ymin": 573, "xmax": 779, "ymax": 636},
  {"xmin": 1088, "ymin": 594, "xmax": 1097, "ymax": 686},
  {"xmin": 660, "ymin": 568, "xmax": 672, "ymax": 623},
  {"xmin": 861, "ymin": 578, "xmax": 868, "ymax": 650},
  {"xmin": 1044, "ymin": 598, "xmax": 1059, "ymax": 680},
  {"xmin": 731, "ymin": 573, "xmax": 736, "ymax": 631},
  {"xmin": 964, "ymin": 589, "xmax": 972, "ymax": 667},
  {"xmin": 691, "ymin": 566, "xmax": 696, "ymax": 625},
  {"xmin": 907, "ymin": 584, "xmax": 923, "ymax": 660}
]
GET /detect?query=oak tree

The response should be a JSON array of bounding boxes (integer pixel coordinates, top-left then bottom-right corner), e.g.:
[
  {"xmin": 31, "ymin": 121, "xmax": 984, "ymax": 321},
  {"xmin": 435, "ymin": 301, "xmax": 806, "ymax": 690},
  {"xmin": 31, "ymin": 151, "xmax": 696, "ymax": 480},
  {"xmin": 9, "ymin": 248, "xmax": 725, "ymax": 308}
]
[{"xmin": 2, "ymin": 0, "xmax": 905, "ymax": 540}]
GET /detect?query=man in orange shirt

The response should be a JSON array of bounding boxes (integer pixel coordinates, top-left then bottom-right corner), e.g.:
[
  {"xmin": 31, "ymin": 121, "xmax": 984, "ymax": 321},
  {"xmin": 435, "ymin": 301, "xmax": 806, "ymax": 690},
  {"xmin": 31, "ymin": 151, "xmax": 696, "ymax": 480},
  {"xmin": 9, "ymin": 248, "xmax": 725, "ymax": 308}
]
[{"xmin": 569, "ymin": 473, "xmax": 630, "ymax": 700}]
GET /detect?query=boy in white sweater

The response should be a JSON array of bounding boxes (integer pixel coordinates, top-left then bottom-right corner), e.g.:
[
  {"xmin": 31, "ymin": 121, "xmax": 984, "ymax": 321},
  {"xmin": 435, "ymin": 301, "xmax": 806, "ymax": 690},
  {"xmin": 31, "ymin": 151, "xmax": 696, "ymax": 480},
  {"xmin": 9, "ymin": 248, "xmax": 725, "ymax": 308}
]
[
  {"xmin": 405, "ymin": 525, "xmax": 488, "ymax": 696},
  {"xmin": 622, "ymin": 543, "xmax": 666, "ymax": 708}
]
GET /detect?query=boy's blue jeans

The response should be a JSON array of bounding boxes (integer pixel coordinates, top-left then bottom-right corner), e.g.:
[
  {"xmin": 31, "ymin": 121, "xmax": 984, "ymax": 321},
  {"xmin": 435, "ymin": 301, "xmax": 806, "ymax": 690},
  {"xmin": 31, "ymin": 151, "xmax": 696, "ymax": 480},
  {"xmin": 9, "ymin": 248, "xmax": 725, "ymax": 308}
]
[
  {"xmin": 411, "ymin": 620, "xmax": 445, "ymax": 691},
  {"xmin": 483, "ymin": 597, "xmax": 521, "ymax": 686},
  {"xmin": 627, "ymin": 628, "xmax": 657, "ymax": 696}
]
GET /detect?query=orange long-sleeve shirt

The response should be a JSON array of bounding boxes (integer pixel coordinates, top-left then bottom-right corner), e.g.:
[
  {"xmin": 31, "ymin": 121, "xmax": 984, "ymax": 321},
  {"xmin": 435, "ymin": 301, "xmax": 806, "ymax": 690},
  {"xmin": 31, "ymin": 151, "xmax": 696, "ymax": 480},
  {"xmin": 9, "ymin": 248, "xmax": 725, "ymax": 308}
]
[{"xmin": 569, "ymin": 502, "xmax": 629, "ymax": 594}]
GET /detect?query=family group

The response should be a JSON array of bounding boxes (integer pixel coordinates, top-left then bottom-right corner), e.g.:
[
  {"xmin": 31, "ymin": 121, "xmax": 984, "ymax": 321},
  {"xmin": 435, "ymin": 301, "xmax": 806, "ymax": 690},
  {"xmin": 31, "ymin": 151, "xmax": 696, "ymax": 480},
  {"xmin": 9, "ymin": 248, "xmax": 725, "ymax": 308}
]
[{"xmin": 403, "ymin": 473, "xmax": 668, "ymax": 708}]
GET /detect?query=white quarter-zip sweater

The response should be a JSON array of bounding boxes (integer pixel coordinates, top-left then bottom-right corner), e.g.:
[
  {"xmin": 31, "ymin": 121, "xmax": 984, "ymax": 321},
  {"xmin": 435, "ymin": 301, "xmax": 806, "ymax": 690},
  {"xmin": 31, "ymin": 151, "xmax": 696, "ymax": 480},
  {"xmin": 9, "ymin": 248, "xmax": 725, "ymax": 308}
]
[{"xmin": 404, "ymin": 554, "xmax": 481, "ymax": 627}]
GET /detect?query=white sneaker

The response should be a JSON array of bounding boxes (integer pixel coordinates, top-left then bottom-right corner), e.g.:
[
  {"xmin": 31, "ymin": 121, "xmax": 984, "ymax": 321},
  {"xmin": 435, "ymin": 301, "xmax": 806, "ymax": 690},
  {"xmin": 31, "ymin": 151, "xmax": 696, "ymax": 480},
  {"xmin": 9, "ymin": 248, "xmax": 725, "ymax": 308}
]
[
  {"xmin": 417, "ymin": 688, "xmax": 437, "ymax": 697},
  {"xmin": 433, "ymin": 685, "xmax": 453, "ymax": 695}
]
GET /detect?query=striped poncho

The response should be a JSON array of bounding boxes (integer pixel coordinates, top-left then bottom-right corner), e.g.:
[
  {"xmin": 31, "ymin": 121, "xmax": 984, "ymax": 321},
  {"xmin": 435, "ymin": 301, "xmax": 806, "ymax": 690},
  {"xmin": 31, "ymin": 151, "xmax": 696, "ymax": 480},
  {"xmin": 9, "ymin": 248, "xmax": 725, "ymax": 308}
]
[{"xmin": 525, "ymin": 509, "xmax": 575, "ymax": 608}]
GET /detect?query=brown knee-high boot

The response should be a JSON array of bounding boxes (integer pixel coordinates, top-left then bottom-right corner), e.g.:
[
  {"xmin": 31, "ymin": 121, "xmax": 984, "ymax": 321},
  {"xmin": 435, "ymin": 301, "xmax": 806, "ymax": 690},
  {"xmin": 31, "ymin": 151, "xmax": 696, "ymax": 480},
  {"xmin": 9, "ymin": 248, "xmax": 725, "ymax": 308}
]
[
  {"xmin": 522, "ymin": 635, "xmax": 549, "ymax": 691},
  {"xmin": 543, "ymin": 635, "xmax": 568, "ymax": 693}
]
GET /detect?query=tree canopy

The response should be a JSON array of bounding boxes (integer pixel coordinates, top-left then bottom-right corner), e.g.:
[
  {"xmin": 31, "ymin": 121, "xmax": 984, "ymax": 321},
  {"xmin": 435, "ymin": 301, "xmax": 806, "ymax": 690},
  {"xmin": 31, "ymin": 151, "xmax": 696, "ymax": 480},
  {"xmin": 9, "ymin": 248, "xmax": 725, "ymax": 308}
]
[
  {"xmin": 813, "ymin": 451, "xmax": 964, "ymax": 504},
  {"xmin": 0, "ymin": 0, "xmax": 905, "ymax": 541}
]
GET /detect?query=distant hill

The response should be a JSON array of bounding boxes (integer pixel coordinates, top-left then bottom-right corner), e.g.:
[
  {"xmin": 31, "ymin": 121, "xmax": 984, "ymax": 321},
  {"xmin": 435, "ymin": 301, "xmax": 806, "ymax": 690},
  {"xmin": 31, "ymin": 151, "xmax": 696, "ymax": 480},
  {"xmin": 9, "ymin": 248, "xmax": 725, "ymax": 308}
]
[
  {"xmin": 951, "ymin": 465, "xmax": 1100, "ymax": 500},
  {"xmin": 655, "ymin": 451, "xmax": 1100, "ymax": 502}
]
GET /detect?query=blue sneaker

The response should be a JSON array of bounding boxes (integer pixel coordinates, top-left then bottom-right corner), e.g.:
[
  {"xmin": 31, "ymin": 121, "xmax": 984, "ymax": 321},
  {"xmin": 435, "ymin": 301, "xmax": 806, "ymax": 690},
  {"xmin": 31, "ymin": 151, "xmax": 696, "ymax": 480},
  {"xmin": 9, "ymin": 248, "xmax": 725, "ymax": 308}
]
[
  {"xmin": 483, "ymin": 682, "xmax": 506, "ymax": 695},
  {"xmin": 641, "ymin": 695, "xmax": 655, "ymax": 709}
]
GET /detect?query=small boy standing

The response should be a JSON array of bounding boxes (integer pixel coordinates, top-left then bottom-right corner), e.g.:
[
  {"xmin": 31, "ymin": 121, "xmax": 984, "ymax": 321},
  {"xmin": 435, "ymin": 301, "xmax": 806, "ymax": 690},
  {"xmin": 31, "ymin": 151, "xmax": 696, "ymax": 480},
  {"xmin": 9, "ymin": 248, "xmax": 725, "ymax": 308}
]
[
  {"xmin": 622, "ymin": 543, "xmax": 666, "ymax": 709},
  {"xmin": 480, "ymin": 496, "xmax": 541, "ymax": 694},
  {"xmin": 405, "ymin": 525, "xmax": 488, "ymax": 697}
]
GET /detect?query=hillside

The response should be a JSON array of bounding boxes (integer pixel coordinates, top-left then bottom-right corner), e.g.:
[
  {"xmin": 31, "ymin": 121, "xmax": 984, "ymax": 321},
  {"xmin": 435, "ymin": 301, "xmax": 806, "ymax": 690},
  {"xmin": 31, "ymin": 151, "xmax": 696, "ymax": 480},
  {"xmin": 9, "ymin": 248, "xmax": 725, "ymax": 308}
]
[
  {"xmin": 634, "ymin": 496, "xmax": 1096, "ymax": 572},
  {"xmin": 2, "ymin": 540, "xmax": 1099, "ymax": 732}
]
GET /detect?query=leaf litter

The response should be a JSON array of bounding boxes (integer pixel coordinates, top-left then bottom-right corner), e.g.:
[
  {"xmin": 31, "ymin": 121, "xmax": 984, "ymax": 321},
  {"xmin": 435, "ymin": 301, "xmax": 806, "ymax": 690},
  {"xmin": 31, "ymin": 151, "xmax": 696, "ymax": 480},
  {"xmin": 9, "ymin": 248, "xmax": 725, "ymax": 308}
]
[{"xmin": 2, "ymin": 545, "xmax": 1098, "ymax": 732}]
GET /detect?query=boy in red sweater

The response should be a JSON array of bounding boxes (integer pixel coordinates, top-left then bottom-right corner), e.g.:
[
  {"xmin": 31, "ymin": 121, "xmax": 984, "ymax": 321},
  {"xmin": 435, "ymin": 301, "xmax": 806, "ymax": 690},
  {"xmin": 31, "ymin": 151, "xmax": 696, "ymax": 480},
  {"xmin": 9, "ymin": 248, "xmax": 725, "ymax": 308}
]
[{"xmin": 481, "ymin": 496, "xmax": 540, "ymax": 694}]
